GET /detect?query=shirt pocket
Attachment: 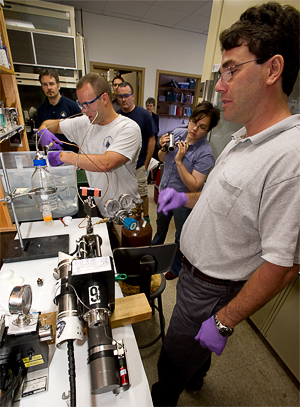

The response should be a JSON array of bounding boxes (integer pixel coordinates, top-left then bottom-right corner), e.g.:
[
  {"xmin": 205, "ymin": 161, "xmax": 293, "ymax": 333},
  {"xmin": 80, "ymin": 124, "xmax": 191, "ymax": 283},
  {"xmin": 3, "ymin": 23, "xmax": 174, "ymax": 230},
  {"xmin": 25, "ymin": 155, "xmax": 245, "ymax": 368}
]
[{"xmin": 206, "ymin": 172, "xmax": 242, "ymax": 217}]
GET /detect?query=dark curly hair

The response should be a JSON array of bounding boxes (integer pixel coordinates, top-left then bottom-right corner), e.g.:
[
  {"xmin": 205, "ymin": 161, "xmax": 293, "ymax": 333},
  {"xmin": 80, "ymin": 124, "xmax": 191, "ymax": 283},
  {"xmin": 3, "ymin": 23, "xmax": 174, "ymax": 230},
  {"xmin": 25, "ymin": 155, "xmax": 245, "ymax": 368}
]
[{"xmin": 219, "ymin": 2, "xmax": 299, "ymax": 96}]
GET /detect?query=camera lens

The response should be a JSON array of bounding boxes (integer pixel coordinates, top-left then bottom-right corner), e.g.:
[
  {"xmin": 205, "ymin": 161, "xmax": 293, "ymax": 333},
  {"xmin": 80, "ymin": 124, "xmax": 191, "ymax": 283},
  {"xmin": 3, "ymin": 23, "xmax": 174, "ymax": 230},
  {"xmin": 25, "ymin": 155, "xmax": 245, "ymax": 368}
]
[{"xmin": 168, "ymin": 132, "xmax": 175, "ymax": 151}]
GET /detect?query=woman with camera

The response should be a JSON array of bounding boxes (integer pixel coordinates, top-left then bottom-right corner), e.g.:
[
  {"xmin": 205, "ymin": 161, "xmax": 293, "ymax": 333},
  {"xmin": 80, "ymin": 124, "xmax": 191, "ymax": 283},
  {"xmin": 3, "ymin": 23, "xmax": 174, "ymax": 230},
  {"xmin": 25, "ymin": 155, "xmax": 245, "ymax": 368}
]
[{"xmin": 152, "ymin": 101, "xmax": 220, "ymax": 279}]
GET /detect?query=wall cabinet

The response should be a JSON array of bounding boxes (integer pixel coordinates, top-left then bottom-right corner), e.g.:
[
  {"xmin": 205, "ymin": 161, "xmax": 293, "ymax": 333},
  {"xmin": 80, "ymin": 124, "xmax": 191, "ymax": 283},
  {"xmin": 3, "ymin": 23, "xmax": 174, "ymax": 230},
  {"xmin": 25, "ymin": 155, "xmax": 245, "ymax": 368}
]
[
  {"xmin": 0, "ymin": 5, "xmax": 29, "ymax": 232},
  {"xmin": 250, "ymin": 275, "xmax": 299, "ymax": 381},
  {"xmin": 155, "ymin": 70, "xmax": 201, "ymax": 118}
]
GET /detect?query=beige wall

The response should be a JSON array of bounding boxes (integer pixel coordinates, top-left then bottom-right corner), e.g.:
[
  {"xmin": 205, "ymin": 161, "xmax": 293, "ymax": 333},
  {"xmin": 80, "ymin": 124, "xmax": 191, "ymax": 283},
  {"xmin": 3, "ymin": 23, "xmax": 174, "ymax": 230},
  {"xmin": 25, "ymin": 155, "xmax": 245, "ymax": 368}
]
[{"xmin": 202, "ymin": 0, "xmax": 300, "ymax": 84}]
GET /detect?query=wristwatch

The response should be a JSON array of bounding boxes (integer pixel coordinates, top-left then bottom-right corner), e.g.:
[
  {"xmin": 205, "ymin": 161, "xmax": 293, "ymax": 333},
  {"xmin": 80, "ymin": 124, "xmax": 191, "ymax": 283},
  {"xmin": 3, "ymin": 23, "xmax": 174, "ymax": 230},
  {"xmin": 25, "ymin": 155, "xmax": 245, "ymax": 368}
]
[{"xmin": 214, "ymin": 313, "xmax": 234, "ymax": 337}]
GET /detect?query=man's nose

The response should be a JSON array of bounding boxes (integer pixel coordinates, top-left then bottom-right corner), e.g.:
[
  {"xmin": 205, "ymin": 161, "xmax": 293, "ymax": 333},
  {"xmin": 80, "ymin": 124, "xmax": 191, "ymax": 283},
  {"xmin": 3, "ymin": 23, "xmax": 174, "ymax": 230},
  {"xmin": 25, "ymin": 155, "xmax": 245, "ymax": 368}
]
[{"xmin": 215, "ymin": 77, "xmax": 225, "ymax": 93}]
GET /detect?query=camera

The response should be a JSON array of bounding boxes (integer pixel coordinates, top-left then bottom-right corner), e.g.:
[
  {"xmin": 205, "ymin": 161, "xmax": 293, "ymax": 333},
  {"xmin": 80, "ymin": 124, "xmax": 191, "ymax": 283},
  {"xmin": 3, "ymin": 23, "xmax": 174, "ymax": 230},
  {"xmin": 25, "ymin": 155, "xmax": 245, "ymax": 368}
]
[{"xmin": 166, "ymin": 132, "xmax": 176, "ymax": 151}]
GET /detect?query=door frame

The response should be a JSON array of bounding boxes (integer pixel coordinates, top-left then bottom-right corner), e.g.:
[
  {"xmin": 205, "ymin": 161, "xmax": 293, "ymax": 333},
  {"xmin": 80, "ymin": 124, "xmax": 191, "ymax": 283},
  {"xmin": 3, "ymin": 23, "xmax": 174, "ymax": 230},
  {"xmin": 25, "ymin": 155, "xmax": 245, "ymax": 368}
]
[{"xmin": 90, "ymin": 61, "xmax": 145, "ymax": 107}]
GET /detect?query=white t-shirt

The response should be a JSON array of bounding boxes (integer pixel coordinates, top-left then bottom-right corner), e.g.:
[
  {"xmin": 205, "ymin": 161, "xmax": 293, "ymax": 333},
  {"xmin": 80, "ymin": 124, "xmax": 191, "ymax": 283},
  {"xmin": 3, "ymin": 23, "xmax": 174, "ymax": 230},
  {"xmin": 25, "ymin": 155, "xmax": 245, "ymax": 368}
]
[{"xmin": 60, "ymin": 114, "xmax": 142, "ymax": 215}]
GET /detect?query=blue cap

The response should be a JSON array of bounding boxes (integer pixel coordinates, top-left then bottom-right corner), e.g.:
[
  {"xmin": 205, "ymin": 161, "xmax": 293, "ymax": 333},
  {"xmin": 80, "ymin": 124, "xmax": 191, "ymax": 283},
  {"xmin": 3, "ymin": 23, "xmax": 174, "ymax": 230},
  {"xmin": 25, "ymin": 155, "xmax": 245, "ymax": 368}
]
[
  {"xmin": 33, "ymin": 159, "xmax": 47, "ymax": 166},
  {"xmin": 123, "ymin": 218, "xmax": 137, "ymax": 231}
]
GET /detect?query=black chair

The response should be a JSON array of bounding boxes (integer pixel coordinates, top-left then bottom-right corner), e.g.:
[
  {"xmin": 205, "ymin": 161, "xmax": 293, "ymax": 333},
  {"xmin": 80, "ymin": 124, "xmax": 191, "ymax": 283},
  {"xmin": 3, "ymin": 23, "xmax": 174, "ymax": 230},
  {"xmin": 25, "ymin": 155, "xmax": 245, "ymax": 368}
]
[{"xmin": 113, "ymin": 243, "xmax": 177, "ymax": 348}]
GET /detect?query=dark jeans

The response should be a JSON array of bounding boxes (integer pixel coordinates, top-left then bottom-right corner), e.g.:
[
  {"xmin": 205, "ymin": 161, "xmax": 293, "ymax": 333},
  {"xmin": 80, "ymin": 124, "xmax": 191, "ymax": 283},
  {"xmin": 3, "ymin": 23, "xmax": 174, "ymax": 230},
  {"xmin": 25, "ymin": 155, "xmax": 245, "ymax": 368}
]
[
  {"xmin": 152, "ymin": 205, "xmax": 191, "ymax": 276},
  {"xmin": 151, "ymin": 264, "xmax": 246, "ymax": 406}
]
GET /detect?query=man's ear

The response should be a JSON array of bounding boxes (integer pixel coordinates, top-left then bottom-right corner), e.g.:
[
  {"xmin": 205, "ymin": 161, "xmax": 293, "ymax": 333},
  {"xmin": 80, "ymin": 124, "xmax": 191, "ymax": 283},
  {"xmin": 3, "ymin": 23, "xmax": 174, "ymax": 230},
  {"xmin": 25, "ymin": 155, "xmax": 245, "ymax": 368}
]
[
  {"xmin": 102, "ymin": 92, "xmax": 110, "ymax": 106},
  {"xmin": 58, "ymin": 83, "xmax": 61, "ymax": 91},
  {"xmin": 266, "ymin": 54, "xmax": 284, "ymax": 86}
]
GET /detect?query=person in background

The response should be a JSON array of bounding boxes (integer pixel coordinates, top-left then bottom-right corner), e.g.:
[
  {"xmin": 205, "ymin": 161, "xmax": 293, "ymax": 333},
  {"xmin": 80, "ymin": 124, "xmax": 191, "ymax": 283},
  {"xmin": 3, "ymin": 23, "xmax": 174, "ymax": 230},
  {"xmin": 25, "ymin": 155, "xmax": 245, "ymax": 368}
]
[
  {"xmin": 151, "ymin": 2, "xmax": 300, "ymax": 406},
  {"xmin": 152, "ymin": 102, "xmax": 220, "ymax": 280},
  {"xmin": 146, "ymin": 97, "xmax": 159, "ymax": 137},
  {"xmin": 146, "ymin": 97, "xmax": 160, "ymax": 162},
  {"xmin": 38, "ymin": 73, "xmax": 141, "ymax": 249},
  {"xmin": 117, "ymin": 82, "xmax": 156, "ymax": 224},
  {"xmin": 37, "ymin": 68, "xmax": 81, "ymax": 153},
  {"xmin": 111, "ymin": 75, "xmax": 124, "ymax": 112}
]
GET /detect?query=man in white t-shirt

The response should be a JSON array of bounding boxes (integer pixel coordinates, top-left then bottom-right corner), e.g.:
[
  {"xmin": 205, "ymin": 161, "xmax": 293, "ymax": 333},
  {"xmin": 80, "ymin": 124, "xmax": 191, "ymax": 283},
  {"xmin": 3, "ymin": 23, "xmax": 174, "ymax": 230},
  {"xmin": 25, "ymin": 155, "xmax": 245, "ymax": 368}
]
[{"xmin": 38, "ymin": 73, "xmax": 141, "ymax": 247}]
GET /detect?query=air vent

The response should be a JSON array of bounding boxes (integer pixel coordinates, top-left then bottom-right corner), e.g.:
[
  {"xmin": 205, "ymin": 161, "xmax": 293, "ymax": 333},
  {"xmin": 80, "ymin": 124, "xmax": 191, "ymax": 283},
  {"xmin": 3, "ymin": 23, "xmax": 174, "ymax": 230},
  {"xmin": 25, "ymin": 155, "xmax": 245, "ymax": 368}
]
[{"xmin": 7, "ymin": 29, "xmax": 76, "ymax": 69}]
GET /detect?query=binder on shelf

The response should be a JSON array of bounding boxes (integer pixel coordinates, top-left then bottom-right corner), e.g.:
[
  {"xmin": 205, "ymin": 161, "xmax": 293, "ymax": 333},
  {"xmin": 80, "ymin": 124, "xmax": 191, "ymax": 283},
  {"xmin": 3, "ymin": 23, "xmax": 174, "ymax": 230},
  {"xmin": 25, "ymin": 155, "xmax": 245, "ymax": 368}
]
[{"xmin": 169, "ymin": 105, "xmax": 177, "ymax": 115}]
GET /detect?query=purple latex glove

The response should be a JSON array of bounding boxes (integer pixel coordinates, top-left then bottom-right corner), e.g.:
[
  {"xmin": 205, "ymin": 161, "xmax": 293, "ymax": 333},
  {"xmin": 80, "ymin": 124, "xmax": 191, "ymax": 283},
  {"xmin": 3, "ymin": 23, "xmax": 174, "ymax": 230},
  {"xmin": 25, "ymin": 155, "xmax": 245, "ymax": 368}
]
[
  {"xmin": 48, "ymin": 151, "xmax": 63, "ymax": 167},
  {"xmin": 39, "ymin": 128, "xmax": 63, "ymax": 150},
  {"xmin": 195, "ymin": 316, "xmax": 228, "ymax": 356},
  {"xmin": 158, "ymin": 188, "xmax": 187, "ymax": 216}
]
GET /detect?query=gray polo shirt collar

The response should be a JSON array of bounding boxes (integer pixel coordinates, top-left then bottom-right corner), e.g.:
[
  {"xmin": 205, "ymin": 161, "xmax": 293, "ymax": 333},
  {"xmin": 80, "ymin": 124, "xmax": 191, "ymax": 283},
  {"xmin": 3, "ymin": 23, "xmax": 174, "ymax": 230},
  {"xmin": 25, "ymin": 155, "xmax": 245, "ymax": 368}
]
[{"xmin": 231, "ymin": 114, "xmax": 300, "ymax": 146}]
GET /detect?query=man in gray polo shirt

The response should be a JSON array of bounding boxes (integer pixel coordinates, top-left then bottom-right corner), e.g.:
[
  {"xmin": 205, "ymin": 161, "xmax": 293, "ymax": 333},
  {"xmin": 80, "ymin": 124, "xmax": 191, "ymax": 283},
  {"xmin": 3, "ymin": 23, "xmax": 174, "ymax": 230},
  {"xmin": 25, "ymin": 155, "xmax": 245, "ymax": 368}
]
[{"xmin": 152, "ymin": 3, "xmax": 300, "ymax": 406}]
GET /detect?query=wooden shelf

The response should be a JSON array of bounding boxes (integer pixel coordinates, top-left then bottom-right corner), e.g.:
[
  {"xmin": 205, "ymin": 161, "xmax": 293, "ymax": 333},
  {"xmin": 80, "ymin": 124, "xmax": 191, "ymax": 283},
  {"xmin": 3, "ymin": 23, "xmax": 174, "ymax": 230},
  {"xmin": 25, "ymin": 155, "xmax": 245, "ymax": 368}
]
[
  {"xmin": 0, "ymin": 5, "xmax": 29, "ymax": 233},
  {"xmin": 0, "ymin": 65, "xmax": 13, "ymax": 75},
  {"xmin": 158, "ymin": 86, "xmax": 195, "ymax": 93},
  {"xmin": 158, "ymin": 101, "xmax": 193, "ymax": 106},
  {"xmin": 155, "ymin": 70, "xmax": 201, "ymax": 117},
  {"xmin": 0, "ymin": 124, "xmax": 24, "ymax": 143}
]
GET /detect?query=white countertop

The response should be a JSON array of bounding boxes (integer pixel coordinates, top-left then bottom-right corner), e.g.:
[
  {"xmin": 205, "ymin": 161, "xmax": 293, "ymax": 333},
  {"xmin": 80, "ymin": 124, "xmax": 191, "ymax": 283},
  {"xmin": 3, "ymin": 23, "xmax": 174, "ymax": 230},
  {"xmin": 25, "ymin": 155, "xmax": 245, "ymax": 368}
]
[{"xmin": 0, "ymin": 218, "xmax": 153, "ymax": 407}]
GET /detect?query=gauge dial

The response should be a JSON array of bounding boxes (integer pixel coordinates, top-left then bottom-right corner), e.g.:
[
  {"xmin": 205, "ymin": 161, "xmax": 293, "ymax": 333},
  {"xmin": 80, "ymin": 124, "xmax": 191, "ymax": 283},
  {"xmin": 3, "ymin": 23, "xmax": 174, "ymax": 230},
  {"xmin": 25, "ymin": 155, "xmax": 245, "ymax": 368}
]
[
  {"xmin": 104, "ymin": 199, "xmax": 121, "ymax": 216},
  {"xmin": 119, "ymin": 193, "xmax": 133, "ymax": 209},
  {"xmin": 9, "ymin": 285, "xmax": 32, "ymax": 315}
]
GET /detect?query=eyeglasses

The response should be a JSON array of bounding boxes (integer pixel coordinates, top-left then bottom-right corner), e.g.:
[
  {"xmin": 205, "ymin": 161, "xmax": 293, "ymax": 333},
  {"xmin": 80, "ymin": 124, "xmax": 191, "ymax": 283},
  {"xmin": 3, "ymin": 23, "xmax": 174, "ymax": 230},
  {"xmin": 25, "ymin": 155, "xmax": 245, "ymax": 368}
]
[
  {"xmin": 189, "ymin": 120, "xmax": 208, "ymax": 132},
  {"xmin": 116, "ymin": 93, "xmax": 133, "ymax": 100},
  {"xmin": 76, "ymin": 92, "xmax": 104, "ymax": 110},
  {"xmin": 219, "ymin": 57, "xmax": 268, "ymax": 83}
]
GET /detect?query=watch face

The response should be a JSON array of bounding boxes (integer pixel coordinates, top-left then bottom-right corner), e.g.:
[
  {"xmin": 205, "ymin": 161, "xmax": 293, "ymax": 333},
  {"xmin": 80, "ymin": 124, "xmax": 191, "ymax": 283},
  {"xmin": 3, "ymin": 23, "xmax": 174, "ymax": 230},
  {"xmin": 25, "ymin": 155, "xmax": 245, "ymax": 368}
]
[{"xmin": 219, "ymin": 327, "xmax": 234, "ymax": 337}]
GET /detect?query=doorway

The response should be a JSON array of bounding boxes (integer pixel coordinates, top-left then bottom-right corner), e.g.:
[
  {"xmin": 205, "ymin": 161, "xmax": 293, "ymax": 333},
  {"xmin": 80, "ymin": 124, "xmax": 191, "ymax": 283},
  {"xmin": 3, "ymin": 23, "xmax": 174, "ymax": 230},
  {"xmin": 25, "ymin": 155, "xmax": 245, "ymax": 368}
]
[{"xmin": 90, "ymin": 62, "xmax": 145, "ymax": 107}]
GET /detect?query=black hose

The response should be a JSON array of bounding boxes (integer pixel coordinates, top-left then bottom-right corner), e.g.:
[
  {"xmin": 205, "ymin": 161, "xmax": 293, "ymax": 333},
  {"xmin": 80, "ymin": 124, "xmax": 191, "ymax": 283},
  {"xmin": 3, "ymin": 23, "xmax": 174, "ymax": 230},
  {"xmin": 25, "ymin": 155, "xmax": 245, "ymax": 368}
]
[{"xmin": 67, "ymin": 339, "xmax": 76, "ymax": 407}]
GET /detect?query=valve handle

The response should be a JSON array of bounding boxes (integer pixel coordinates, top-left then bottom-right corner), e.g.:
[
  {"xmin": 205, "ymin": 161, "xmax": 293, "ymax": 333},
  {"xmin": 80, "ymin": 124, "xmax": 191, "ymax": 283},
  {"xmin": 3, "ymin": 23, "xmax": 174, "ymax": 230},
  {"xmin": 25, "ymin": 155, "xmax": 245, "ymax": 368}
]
[{"xmin": 123, "ymin": 217, "xmax": 137, "ymax": 231}]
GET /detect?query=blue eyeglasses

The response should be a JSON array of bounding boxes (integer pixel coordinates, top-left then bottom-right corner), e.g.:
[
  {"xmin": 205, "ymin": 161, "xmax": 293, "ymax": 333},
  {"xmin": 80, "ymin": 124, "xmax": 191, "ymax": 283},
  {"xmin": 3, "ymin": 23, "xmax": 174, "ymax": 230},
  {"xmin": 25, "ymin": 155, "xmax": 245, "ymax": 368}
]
[
  {"xmin": 76, "ymin": 92, "xmax": 105, "ymax": 110},
  {"xmin": 116, "ymin": 93, "xmax": 133, "ymax": 100}
]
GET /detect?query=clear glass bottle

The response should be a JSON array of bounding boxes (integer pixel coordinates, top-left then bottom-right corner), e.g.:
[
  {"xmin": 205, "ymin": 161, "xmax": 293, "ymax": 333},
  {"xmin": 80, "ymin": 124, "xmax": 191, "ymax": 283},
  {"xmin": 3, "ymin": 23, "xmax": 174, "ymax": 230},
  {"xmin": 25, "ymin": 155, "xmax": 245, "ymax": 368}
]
[{"xmin": 31, "ymin": 156, "xmax": 58, "ymax": 220}]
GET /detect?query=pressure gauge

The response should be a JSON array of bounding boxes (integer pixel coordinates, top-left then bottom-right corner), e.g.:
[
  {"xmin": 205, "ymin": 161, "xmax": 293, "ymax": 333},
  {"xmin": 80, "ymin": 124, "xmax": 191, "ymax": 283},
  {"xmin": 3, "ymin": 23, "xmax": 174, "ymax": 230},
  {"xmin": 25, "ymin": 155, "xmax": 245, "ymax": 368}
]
[
  {"xmin": 119, "ymin": 194, "xmax": 133, "ymax": 209},
  {"xmin": 104, "ymin": 199, "xmax": 121, "ymax": 216},
  {"xmin": 9, "ymin": 284, "xmax": 33, "ymax": 328},
  {"xmin": 9, "ymin": 284, "xmax": 32, "ymax": 315}
]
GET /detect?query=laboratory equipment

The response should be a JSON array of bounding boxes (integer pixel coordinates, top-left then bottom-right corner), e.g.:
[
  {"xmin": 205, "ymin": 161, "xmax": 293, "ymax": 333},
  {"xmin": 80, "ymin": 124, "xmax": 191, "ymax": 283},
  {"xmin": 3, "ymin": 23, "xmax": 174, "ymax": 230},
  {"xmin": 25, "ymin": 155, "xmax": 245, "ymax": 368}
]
[
  {"xmin": 121, "ymin": 198, "xmax": 152, "ymax": 247},
  {"xmin": 0, "ymin": 285, "xmax": 53, "ymax": 406},
  {"xmin": 31, "ymin": 153, "xmax": 58, "ymax": 225},
  {"xmin": 0, "ymin": 152, "xmax": 69, "ymax": 263},
  {"xmin": 53, "ymin": 194, "xmax": 131, "ymax": 407}
]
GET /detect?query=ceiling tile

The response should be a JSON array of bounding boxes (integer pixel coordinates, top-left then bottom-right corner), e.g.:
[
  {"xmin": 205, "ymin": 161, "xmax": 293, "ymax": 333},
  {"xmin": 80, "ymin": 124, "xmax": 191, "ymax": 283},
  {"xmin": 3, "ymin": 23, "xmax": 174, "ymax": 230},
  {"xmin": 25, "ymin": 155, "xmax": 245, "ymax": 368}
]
[
  {"xmin": 154, "ymin": 0, "xmax": 202, "ymax": 13},
  {"xmin": 139, "ymin": 17, "xmax": 175, "ymax": 28},
  {"xmin": 194, "ymin": 1, "xmax": 213, "ymax": 17},
  {"xmin": 177, "ymin": 13, "xmax": 210, "ymax": 31},
  {"xmin": 68, "ymin": 1, "xmax": 107, "ymax": 14},
  {"xmin": 104, "ymin": 1, "xmax": 152, "ymax": 18},
  {"xmin": 142, "ymin": 4, "xmax": 189, "ymax": 25},
  {"xmin": 41, "ymin": 0, "xmax": 213, "ymax": 35},
  {"xmin": 103, "ymin": 11, "xmax": 142, "ymax": 21}
]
